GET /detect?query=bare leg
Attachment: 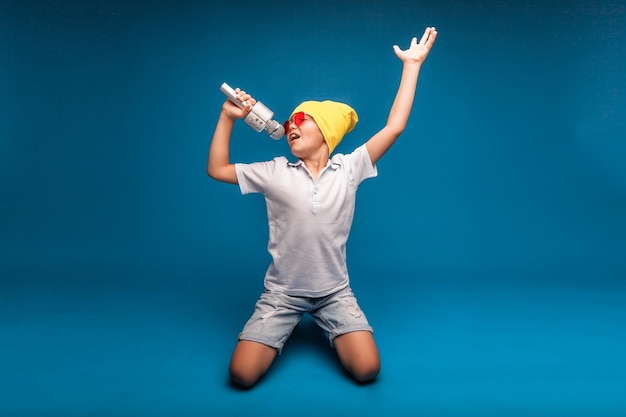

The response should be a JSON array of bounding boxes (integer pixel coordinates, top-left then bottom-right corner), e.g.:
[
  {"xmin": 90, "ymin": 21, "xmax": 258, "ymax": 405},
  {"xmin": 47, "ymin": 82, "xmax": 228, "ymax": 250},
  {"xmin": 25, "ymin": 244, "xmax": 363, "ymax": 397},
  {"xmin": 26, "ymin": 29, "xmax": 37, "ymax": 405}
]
[
  {"xmin": 333, "ymin": 331, "xmax": 380, "ymax": 383},
  {"xmin": 228, "ymin": 340, "xmax": 277, "ymax": 388}
]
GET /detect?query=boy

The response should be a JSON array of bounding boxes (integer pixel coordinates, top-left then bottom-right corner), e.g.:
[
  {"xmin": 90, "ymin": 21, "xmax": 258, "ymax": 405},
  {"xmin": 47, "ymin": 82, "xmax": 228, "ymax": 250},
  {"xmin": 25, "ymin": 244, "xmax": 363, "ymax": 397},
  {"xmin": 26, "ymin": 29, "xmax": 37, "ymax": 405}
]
[{"xmin": 208, "ymin": 27, "xmax": 437, "ymax": 388}]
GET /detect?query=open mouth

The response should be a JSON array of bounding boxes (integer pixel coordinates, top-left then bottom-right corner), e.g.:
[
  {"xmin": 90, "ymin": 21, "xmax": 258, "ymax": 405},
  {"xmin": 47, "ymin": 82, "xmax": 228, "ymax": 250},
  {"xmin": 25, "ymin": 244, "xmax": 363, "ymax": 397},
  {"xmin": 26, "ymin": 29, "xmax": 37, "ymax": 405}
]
[{"xmin": 288, "ymin": 133, "xmax": 300, "ymax": 142}]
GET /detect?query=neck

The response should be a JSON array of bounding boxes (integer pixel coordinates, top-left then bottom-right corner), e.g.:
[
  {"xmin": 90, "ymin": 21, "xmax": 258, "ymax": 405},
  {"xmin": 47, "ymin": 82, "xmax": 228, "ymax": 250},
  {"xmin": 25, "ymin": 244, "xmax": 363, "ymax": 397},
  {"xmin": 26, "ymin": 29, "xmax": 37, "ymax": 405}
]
[{"xmin": 300, "ymin": 148, "xmax": 330, "ymax": 180}]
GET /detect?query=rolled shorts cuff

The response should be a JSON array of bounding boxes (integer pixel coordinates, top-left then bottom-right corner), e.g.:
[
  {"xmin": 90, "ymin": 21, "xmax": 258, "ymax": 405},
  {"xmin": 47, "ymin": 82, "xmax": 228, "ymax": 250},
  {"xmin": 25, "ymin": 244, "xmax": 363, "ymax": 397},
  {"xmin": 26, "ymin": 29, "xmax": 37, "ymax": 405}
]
[
  {"xmin": 238, "ymin": 332, "xmax": 285, "ymax": 354},
  {"xmin": 329, "ymin": 323, "xmax": 374, "ymax": 346}
]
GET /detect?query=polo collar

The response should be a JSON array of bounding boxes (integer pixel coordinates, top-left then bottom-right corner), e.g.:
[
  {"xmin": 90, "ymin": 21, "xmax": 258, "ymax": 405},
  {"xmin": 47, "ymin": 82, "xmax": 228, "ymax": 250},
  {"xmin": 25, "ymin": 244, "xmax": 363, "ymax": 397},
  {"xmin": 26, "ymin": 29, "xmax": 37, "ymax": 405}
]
[{"xmin": 288, "ymin": 158, "xmax": 341, "ymax": 170}]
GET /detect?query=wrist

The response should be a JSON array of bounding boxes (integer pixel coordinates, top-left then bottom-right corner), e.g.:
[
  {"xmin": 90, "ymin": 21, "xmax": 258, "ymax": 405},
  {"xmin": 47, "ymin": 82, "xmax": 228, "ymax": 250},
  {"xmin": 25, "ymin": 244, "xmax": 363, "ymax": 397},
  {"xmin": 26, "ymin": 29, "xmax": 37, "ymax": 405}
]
[
  {"xmin": 403, "ymin": 60, "xmax": 423, "ymax": 69},
  {"xmin": 219, "ymin": 109, "xmax": 237, "ymax": 123}
]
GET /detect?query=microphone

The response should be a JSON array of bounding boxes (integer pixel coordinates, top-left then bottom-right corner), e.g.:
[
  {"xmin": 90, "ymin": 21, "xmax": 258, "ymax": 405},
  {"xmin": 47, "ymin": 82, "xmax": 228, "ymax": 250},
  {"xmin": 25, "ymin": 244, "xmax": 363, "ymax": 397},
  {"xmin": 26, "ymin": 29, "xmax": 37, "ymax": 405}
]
[{"xmin": 220, "ymin": 82, "xmax": 284, "ymax": 140}]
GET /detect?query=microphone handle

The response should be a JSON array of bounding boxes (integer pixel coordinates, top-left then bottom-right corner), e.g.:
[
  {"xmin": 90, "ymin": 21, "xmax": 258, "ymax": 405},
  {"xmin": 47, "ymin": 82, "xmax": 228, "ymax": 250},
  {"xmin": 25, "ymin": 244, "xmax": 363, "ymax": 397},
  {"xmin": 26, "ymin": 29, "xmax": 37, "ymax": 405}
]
[
  {"xmin": 219, "ymin": 82, "xmax": 284, "ymax": 139},
  {"xmin": 220, "ymin": 82, "xmax": 245, "ymax": 108}
]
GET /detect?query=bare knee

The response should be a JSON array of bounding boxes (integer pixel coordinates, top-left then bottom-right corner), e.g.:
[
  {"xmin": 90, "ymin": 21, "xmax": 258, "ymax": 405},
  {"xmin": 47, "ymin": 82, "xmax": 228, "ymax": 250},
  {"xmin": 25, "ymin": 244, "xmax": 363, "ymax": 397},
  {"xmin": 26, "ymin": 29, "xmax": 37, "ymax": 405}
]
[
  {"xmin": 229, "ymin": 340, "xmax": 277, "ymax": 388},
  {"xmin": 334, "ymin": 331, "xmax": 381, "ymax": 383},
  {"xmin": 229, "ymin": 362, "xmax": 261, "ymax": 388},
  {"xmin": 349, "ymin": 355, "xmax": 381, "ymax": 383}
]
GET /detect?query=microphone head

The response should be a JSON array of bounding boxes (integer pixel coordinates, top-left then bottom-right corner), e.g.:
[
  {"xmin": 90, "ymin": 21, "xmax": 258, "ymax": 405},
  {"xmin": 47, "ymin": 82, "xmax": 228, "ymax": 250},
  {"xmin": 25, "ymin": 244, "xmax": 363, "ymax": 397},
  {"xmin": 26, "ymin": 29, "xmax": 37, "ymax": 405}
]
[{"xmin": 266, "ymin": 120, "xmax": 285, "ymax": 140}]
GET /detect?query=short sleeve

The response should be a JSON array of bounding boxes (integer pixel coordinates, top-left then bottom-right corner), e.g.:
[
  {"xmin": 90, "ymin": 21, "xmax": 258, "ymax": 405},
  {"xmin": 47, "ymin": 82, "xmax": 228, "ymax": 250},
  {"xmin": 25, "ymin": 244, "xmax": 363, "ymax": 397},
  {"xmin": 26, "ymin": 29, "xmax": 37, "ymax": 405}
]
[
  {"xmin": 235, "ymin": 157, "xmax": 284, "ymax": 195},
  {"xmin": 333, "ymin": 144, "xmax": 378, "ymax": 186}
]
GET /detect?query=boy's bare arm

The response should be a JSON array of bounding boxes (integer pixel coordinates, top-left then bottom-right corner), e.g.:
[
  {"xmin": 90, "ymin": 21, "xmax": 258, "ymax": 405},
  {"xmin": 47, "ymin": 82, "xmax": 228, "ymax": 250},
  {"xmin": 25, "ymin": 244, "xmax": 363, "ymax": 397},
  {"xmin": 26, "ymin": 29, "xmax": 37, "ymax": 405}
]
[
  {"xmin": 366, "ymin": 27, "xmax": 437, "ymax": 165},
  {"xmin": 207, "ymin": 90, "xmax": 256, "ymax": 184}
]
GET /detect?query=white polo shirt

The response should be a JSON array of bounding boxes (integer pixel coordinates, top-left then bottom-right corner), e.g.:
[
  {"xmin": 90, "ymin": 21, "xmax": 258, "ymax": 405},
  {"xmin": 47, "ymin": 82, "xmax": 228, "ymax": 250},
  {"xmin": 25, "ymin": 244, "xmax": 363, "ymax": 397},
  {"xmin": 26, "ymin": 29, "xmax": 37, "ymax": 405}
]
[{"xmin": 235, "ymin": 144, "xmax": 377, "ymax": 297}]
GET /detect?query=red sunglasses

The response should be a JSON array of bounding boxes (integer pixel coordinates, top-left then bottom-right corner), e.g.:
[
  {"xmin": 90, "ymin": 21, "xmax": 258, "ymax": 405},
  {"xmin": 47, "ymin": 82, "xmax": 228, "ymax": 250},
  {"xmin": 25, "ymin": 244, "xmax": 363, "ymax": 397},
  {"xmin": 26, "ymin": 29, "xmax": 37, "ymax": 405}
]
[{"xmin": 283, "ymin": 112, "xmax": 307, "ymax": 136}]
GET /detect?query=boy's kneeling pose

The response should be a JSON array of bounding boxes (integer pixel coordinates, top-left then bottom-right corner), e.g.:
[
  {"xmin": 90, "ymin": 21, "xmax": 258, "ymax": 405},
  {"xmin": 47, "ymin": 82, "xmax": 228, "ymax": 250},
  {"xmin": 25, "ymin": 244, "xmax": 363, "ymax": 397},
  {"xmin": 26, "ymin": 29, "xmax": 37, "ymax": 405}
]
[{"xmin": 207, "ymin": 27, "xmax": 437, "ymax": 388}]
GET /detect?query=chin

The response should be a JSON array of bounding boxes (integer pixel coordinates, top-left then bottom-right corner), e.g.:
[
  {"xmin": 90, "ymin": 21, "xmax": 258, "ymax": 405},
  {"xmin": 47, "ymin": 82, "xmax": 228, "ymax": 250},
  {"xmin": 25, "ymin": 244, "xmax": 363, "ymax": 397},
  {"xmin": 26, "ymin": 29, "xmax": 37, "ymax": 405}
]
[{"xmin": 288, "ymin": 145, "xmax": 303, "ymax": 157}]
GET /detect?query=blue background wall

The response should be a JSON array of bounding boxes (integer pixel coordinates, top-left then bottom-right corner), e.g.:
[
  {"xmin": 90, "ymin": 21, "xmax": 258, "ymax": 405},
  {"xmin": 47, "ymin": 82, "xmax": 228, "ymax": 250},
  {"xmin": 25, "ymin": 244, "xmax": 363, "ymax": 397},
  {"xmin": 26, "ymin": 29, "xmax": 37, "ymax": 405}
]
[{"xmin": 1, "ymin": 1, "xmax": 625, "ymax": 416}]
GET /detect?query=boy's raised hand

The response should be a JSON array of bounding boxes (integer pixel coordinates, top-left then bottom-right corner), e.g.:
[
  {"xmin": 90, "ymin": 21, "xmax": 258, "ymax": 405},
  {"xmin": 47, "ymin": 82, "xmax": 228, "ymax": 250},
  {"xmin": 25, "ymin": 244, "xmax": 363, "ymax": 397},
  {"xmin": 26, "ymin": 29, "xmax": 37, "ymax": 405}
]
[{"xmin": 393, "ymin": 27, "xmax": 437, "ymax": 64}]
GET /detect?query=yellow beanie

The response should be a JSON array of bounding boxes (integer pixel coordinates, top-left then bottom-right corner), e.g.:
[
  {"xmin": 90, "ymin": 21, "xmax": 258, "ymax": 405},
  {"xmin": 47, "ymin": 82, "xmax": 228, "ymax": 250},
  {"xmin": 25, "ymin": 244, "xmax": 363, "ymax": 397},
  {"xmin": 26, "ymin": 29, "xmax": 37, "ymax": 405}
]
[{"xmin": 291, "ymin": 100, "xmax": 358, "ymax": 154}]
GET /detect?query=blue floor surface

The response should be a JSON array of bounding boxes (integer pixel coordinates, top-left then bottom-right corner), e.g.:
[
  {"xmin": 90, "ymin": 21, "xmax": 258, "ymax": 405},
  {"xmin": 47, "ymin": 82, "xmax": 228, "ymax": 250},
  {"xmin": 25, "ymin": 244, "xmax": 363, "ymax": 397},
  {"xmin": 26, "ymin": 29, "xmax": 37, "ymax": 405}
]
[{"xmin": 1, "ymin": 262, "xmax": 624, "ymax": 416}]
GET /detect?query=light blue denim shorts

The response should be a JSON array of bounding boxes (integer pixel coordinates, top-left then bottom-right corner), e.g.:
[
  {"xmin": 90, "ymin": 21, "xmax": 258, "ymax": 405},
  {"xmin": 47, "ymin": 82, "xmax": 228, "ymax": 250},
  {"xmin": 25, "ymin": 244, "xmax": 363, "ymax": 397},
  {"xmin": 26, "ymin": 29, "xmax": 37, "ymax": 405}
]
[{"xmin": 238, "ymin": 286, "xmax": 373, "ymax": 353}]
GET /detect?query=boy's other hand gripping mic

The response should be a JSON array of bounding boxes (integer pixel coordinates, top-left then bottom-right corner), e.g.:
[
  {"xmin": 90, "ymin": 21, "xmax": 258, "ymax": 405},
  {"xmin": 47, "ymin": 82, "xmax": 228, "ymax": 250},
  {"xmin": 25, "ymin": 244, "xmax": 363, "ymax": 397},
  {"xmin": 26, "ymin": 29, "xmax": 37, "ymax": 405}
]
[{"xmin": 220, "ymin": 82, "xmax": 284, "ymax": 140}]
